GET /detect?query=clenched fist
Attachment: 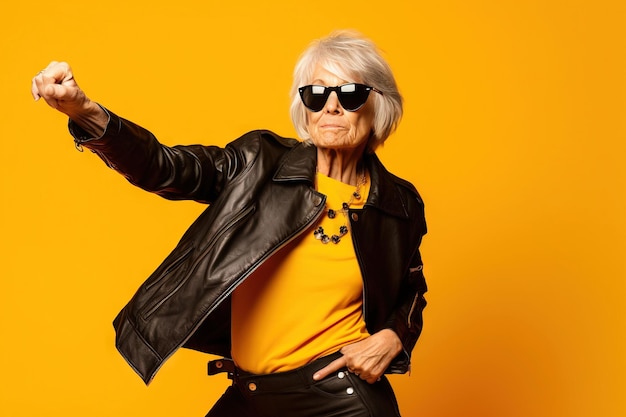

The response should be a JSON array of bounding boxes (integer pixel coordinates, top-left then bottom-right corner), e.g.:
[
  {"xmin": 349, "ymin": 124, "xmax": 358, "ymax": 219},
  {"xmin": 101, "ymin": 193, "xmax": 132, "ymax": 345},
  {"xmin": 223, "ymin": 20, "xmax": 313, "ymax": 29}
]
[{"xmin": 32, "ymin": 61, "xmax": 108, "ymax": 137}]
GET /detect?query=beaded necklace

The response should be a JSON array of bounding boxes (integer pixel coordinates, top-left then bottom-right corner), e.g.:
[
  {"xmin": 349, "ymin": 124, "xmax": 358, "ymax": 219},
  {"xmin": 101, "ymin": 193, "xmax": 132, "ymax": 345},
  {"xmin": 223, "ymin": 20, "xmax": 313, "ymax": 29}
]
[{"xmin": 313, "ymin": 172, "xmax": 367, "ymax": 244}]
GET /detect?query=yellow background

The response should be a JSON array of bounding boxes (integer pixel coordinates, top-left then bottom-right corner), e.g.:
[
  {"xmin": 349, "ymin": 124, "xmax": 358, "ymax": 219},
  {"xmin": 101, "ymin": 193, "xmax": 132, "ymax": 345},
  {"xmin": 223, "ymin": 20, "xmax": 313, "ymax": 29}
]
[{"xmin": 1, "ymin": 1, "xmax": 624, "ymax": 416}]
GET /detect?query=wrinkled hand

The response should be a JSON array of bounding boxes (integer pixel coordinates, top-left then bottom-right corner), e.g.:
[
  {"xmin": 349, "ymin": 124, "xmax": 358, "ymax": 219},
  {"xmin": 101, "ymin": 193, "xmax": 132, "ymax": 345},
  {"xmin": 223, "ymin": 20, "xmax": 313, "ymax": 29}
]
[
  {"xmin": 31, "ymin": 61, "xmax": 107, "ymax": 136},
  {"xmin": 32, "ymin": 61, "xmax": 87, "ymax": 115},
  {"xmin": 313, "ymin": 329, "xmax": 403, "ymax": 384}
]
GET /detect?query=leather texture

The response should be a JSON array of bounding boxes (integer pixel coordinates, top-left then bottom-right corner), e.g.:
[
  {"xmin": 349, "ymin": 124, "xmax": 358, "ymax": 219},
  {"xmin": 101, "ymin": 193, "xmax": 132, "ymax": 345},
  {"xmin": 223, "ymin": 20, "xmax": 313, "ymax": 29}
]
[{"xmin": 71, "ymin": 108, "xmax": 428, "ymax": 385}]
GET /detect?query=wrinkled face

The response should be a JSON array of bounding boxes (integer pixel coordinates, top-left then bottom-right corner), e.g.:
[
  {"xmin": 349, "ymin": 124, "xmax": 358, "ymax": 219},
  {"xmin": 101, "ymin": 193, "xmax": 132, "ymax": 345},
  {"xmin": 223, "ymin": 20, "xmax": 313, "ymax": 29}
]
[{"xmin": 305, "ymin": 65, "xmax": 375, "ymax": 152}]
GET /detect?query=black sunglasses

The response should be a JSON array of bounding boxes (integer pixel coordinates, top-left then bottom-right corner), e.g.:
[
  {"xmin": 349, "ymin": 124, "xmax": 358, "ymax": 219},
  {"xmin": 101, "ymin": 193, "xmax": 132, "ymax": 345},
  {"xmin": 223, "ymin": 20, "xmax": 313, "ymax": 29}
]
[{"xmin": 298, "ymin": 83, "xmax": 383, "ymax": 112}]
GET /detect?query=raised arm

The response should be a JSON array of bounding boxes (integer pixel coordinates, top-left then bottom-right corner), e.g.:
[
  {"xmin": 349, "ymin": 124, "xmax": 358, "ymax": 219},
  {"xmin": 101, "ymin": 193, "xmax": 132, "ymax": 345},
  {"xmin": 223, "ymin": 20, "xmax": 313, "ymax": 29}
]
[{"xmin": 30, "ymin": 61, "xmax": 241, "ymax": 204}]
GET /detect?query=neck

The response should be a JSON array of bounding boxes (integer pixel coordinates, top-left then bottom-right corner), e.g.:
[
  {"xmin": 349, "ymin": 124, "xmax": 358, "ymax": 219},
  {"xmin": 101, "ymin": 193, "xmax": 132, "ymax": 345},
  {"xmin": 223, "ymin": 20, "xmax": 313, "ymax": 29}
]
[{"xmin": 316, "ymin": 147, "xmax": 366, "ymax": 185}]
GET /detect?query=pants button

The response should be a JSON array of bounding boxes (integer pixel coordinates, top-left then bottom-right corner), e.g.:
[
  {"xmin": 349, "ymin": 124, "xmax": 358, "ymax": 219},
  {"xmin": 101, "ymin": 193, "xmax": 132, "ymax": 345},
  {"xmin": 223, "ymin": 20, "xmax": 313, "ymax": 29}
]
[{"xmin": 248, "ymin": 382, "xmax": 257, "ymax": 392}]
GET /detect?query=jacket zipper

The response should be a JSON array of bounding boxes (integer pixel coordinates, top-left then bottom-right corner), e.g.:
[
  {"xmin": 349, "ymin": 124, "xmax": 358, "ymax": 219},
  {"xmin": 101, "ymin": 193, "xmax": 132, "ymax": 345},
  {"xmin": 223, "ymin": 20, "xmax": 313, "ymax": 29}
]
[
  {"xmin": 144, "ymin": 245, "xmax": 194, "ymax": 290},
  {"xmin": 209, "ymin": 196, "xmax": 327, "ymax": 313},
  {"xmin": 407, "ymin": 293, "xmax": 419, "ymax": 329},
  {"xmin": 144, "ymin": 194, "xmax": 326, "ymax": 383},
  {"xmin": 348, "ymin": 209, "xmax": 370, "ymax": 330},
  {"xmin": 406, "ymin": 264, "xmax": 424, "ymax": 328},
  {"xmin": 141, "ymin": 204, "xmax": 256, "ymax": 320}
]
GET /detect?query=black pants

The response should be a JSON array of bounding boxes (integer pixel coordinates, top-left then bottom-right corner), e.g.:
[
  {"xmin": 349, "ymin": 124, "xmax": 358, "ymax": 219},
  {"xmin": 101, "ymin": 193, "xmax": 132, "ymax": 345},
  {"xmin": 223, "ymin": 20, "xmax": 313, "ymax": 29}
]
[{"xmin": 205, "ymin": 352, "xmax": 402, "ymax": 417}]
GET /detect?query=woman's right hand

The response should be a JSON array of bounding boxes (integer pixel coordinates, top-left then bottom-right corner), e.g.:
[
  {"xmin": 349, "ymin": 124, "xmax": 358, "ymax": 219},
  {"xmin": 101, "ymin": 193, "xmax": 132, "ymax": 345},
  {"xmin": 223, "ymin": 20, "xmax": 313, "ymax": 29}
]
[{"xmin": 31, "ymin": 61, "xmax": 108, "ymax": 137}]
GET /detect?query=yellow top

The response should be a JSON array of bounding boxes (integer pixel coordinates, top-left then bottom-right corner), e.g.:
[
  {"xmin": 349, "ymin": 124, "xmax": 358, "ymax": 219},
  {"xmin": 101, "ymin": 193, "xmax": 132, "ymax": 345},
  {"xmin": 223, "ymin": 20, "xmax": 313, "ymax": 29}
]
[{"xmin": 231, "ymin": 172, "xmax": 371, "ymax": 374}]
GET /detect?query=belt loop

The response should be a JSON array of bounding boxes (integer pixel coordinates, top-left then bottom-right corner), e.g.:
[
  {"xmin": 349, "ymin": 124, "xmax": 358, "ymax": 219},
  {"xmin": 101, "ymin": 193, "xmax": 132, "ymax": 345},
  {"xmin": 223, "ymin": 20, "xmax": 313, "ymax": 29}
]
[{"xmin": 208, "ymin": 358, "xmax": 236, "ymax": 380}]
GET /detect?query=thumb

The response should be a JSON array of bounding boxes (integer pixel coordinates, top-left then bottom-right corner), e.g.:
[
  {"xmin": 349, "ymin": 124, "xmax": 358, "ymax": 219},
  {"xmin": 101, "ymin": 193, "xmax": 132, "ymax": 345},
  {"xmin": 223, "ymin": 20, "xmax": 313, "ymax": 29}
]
[
  {"xmin": 43, "ymin": 83, "xmax": 77, "ymax": 100},
  {"xmin": 41, "ymin": 82, "xmax": 84, "ymax": 111}
]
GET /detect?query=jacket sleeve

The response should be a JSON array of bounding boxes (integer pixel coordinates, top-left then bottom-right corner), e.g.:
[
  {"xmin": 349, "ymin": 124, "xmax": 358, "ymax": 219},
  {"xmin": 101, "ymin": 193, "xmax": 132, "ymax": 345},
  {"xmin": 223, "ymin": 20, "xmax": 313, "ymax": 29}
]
[
  {"xmin": 380, "ymin": 185, "xmax": 428, "ymax": 373},
  {"xmin": 385, "ymin": 241, "xmax": 428, "ymax": 372},
  {"xmin": 69, "ymin": 106, "xmax": 241, "ymax": 204}
]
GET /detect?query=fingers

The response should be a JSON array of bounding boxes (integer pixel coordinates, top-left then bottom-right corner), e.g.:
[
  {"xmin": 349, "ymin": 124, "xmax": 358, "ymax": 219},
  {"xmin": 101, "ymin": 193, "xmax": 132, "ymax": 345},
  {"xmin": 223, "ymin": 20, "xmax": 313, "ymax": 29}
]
[
  {"xmin": 32, "ymin": 61, "xmax": 92, "ymax": 120},
  {"xmin": 41, "ymin": 83, "xmax": 81, "ymax": 110},
  {"xmin": 312, "ymin": 353, "xmax": 382, "ymax": 385},
  {"xmin": 346, "ymin": 362, "xmax": 381, "ymax": 384},
  {"xmin": 31, "ymin": 61, "xmax": 58, "ymax": 100},
  {"xmin": 31, "ymin": 61, "xmax": 77, "ymax": 104},
  {"xmin": 31, "ymin": 72, "xmax": 43, "ymax": 101},
  {"xmin": 336, "ymin": 331, "xmax": 402, "ymax": 384},
  {"xmin": 312, "ymin": 356, "xmax": 347, "ymax": 381}
]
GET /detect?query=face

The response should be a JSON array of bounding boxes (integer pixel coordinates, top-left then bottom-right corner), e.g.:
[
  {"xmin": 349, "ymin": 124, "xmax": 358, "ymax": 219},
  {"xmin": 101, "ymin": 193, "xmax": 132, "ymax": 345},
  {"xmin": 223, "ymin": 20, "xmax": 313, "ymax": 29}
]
[{"xmin": 305, "ymin": 65, "xmax": 375, "ymax": 152}]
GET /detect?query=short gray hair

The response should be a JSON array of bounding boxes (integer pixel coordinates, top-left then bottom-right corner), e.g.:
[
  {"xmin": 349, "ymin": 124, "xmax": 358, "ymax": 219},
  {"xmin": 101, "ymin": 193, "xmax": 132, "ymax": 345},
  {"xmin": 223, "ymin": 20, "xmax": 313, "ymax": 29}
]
[{"xmin": 290, "ymin": 30, "xmax": 403, "ymax": 151}]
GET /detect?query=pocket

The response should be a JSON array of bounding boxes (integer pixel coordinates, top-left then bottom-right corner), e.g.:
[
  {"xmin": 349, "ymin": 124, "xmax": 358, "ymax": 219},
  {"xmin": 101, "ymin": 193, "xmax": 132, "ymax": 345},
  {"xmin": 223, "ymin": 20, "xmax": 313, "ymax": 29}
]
[
  {"xmin": 139, "ymin": 245, "xmax": 195, "ymax": 320},
  {"xmin": 349, "ymin": 375, "xmax": 401, "ymax": 417},
  {"xmin": 310, "ymin": 371, "xmax": 358, "ymax": 399},
  {"xmin": 144, "ymin": 245, "xmax": 194, "ymax": 290}
]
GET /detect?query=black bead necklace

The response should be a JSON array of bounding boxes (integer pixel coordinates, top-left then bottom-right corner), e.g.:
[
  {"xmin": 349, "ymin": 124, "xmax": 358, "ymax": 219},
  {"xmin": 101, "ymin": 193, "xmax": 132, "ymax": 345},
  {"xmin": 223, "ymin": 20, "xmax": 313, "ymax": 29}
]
[{"xmin": 313, "ymin": 172, "xmax": 367, "ymax": 244}]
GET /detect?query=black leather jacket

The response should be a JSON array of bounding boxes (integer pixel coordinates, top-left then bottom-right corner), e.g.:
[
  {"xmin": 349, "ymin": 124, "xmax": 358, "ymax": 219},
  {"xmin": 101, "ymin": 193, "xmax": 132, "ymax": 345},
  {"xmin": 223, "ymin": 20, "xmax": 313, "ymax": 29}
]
[{"xmin": 71, "ymin": 109, "xmax": 428, "ymax": 385}]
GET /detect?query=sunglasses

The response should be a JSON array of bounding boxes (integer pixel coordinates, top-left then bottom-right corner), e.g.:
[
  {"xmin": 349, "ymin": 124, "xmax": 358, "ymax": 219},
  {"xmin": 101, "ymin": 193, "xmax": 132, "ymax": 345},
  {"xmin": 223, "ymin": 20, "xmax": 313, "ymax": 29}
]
[{"xmin": 298, "ymin": 83, "xmax": 382, "ymax": 112}]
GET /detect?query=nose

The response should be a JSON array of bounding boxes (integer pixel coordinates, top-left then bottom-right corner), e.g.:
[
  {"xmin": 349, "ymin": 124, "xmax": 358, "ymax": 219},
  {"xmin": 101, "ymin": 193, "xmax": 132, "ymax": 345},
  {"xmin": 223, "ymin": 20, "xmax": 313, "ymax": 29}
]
[{"xmin": 324, "ymin": 91, "xmax": 342, "ymax": 113}]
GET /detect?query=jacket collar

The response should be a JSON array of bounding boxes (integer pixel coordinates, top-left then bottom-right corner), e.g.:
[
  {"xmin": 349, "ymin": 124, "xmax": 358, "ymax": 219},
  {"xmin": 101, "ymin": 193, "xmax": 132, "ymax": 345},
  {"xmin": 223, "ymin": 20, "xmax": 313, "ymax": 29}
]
[
  {"xmin": 273, "ymin": 142, "xmax": 317, "ymax": 184},
  {"xmin": 364, "ymin": 152, "xmax": 410, "ymax": 219},
  {"xmin": 273, "ymin": 142, "xmax": 409, "ymax": 219}
]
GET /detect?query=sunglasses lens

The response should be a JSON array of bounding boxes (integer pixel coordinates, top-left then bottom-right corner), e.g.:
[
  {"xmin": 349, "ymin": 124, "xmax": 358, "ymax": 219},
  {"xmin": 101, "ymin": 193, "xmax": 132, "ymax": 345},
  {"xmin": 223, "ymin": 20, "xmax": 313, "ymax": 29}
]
[
  {"xmin": 338, "ymin": 84, "xmax": 370, "ymax": 111},
  {"xmin": 300, "ymin": 85, "xmax": 328, "ymax": 112},
  {"xmin": 299, "ymin": 84, "xmax": 373, "ymax": 112}
]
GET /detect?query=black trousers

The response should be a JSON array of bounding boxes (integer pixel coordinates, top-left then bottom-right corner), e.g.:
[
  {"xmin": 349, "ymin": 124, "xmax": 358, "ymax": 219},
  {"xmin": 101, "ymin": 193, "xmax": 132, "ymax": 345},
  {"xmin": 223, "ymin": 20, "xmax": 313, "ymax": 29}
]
[{"xmin": 205, "ymin": 352, "xmax": 402, "ymax": 417}]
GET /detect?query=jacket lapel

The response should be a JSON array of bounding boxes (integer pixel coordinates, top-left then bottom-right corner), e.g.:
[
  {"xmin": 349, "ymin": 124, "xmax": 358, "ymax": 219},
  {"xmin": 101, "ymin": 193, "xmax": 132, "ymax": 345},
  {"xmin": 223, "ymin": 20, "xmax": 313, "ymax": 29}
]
[
  {"xmin": 273, "ymin": 143, "xmax": 409, "ymax": 219},
  {"xmin": 272, "ymin": 141, "xmax": 317, "ymax": 184},
  {"xmin": 365, "ymin": 153, "xmax": 411, "ymax": 219}
]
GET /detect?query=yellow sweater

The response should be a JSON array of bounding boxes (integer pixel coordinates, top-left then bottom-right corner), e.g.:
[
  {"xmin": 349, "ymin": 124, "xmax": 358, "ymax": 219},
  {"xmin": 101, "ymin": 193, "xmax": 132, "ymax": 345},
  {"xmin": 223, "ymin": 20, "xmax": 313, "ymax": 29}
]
[{"xmin": 231, "ymin": 172, "xmax": 371, "ymax": 374}]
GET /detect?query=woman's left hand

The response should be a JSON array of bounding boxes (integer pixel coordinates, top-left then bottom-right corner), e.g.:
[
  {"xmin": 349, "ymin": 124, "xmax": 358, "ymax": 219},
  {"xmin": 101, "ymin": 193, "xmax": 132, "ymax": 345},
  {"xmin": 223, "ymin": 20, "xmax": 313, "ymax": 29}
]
[{"xmin": 312, "ymin": 328, "xmax": 403, "ymax": 384}]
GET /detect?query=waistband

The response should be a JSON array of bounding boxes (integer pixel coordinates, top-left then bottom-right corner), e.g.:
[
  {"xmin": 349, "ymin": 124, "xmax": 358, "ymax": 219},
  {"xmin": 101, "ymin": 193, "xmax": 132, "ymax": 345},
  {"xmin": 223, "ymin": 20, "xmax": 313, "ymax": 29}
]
[{"xmin": 208, "ymin": 352, "xmax": 344, "ymax": 393}]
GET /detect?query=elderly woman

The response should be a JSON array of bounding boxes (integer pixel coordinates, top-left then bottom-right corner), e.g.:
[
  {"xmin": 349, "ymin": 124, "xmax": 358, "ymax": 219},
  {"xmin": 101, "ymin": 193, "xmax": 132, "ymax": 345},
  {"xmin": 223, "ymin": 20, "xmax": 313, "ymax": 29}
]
[{"xmin": 32, "ymin": 31, "xmax": 428, "ymax": 417}]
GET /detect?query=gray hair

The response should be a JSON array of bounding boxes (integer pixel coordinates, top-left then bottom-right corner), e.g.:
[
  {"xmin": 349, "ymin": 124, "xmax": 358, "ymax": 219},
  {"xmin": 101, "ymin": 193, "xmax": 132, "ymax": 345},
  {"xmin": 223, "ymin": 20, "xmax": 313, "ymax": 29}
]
[{"xmin": 289, "ymin": 30, "xmax": 403, "ymax": 151}]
